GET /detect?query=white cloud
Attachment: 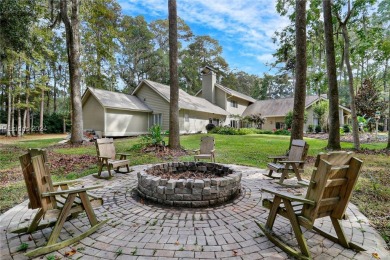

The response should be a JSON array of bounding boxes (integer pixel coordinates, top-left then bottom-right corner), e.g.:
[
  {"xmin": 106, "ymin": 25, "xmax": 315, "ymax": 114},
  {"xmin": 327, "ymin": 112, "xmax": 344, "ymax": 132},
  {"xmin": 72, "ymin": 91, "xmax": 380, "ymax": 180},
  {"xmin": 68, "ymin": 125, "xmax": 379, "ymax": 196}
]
[{"xmin": 118, "ymin": 0, "xmax": 290, "ymax": 74}]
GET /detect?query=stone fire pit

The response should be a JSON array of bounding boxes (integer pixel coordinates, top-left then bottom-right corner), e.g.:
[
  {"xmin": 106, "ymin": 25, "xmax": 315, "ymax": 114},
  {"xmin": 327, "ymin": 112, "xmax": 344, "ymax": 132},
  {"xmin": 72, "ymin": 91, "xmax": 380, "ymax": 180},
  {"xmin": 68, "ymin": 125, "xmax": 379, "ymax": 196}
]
[{"xmin": 137, "ymin": 162, "xmax": 242, "ymax": 207}]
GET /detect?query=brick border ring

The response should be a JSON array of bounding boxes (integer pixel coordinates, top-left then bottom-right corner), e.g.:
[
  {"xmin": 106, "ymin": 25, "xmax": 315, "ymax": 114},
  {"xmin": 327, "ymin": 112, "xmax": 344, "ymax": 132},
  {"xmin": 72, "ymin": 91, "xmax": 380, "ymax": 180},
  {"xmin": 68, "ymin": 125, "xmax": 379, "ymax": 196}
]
[{"xmin": 137, "ymin": 162, "xmax": 242, "ymax": 207}]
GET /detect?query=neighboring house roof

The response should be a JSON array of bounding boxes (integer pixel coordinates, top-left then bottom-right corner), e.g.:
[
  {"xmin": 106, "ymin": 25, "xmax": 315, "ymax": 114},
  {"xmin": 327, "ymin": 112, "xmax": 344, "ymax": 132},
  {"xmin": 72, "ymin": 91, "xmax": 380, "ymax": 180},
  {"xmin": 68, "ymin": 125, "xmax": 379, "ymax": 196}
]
[
  {"xmin": 134, "ymin": 80, "xmax": 230, "ymax": 116},
  {"xmin": 82, "ymin": 87, "xmax": 152, "ymax": 112},
  {"xmin": 242, "ymin": 95, "xmax": 351, "ymax": 117},
  {"xmin": 195, "ymin": 84, "xmax": 256, "ymax": 103}
]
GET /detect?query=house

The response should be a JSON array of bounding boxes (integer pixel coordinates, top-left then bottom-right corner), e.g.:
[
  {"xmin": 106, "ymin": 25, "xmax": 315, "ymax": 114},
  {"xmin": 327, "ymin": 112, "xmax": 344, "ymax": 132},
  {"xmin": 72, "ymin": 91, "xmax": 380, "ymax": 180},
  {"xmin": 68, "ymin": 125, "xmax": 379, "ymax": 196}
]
[
  {"xmin": 82, "ymin": 66, "xmax": 351, "ymax": 136},
  {"xmin": 82, "ymin": 87, "xmax": 152, "ymax": 136},
  {"xmin": 242, "ymin": 95, "xmax": 351, "ymax": 131},
  {"xmin": 82, "ymin": 77, "xmax": 229, "ymax": 136},
  {"xmin": 196, "ymin": 66, "xmax": 256, "ymax": 128}
]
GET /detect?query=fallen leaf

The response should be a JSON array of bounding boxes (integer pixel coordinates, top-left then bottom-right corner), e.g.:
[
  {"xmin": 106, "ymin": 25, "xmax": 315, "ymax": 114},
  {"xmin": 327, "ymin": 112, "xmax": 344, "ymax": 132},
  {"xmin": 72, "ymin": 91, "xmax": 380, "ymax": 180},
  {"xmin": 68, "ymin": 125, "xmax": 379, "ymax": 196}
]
[
  {"xmin": 372, "ymin": 252, "xmax": 381, "ymax": 259},
  {"xmin": 65, "ymin": 248, "xmax": 77, "ymax": 257},
  {"xmin": 28, "ymin": 235, "xmax": 33, "ymax": 241},
  {"xmin": 233, "ymin": 250, "xmax": 238, "ymax": 256},
  {"xmin": 175, "ymin": 241, "xmax": 180, "ymax": 245}
]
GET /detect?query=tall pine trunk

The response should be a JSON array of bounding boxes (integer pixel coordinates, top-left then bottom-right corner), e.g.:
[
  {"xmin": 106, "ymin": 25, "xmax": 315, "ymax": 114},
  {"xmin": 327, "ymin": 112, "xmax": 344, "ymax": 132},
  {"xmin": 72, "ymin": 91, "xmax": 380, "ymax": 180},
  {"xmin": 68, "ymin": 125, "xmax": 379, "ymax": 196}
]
[
  {"xmin": 323, "ymin": 0, "xmax": 341, "ymax": 150},
  {"xmin": 61, "ymin": 0, "xmax": 83, "ymax": 144},
  {"xmin": 168, "ymin": 0, "xmax": 180, "ymax": 149},
  {"xmin": 290, "ymin": 0, "xmax": 307, "ymax": 144},
  {"xmin": 341, "ymin": 23, "xmax": 360, "ymax": 150}
]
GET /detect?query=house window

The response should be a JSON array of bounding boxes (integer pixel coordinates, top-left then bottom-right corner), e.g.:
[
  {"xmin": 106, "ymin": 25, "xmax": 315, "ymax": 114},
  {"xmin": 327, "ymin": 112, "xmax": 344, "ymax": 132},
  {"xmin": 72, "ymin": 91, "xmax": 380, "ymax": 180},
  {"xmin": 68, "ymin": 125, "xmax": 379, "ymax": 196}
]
[
  {"xmin": 230, "ymin": 100, "xmax": 238, "ymax": 108},
  {"xmin": 276, "ymin": 122, "xmax": 285, "ymax": 129},
  {"xmin": 153, "ymin": 113, "xmax": 162, "ymax": 126},
  {"xmin": 184, "ymin": 113, "xmax": 189, "ymax": 122},
  {"xmin": 230, "ymin": 120, "xmax": 238, "ymax": 128}
]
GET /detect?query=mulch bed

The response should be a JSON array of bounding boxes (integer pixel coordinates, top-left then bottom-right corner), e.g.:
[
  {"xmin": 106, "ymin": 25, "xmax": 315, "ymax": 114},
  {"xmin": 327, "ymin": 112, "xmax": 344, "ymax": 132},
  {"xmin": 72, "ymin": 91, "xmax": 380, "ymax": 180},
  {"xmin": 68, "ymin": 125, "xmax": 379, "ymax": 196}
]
[{"xmin": 142, "ymin": 144, "xmax": 188, "ymax": 159}]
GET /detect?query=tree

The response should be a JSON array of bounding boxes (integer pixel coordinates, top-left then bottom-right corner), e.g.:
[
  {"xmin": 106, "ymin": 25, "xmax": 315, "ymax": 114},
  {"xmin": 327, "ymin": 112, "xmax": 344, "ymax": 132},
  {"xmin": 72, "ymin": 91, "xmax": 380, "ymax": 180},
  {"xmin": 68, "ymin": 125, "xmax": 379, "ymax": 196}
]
[
  {"xmin": 323, "ymin": 0, "xmax": 341, "ymax": 149},
  {"xmin": 244, "ymin": 113, "xmax": 265, "ymax": 129},
  {"xmin": 313, "ymin": 100, "xmax": 329, "ymax": 131},
  {"xmin": 290, "ymin": 0, "xmax": 307, "ymax": 144},
  {"xmin": 168, "ymin": 0, "xmax": 180, "ymax": 149},
  {"xmin": 60, "ymin": 0, "xmax": 83, "ymax": 144},
  {"xmin": 333, "ymin": 0, "xmax": 367, "ymax": 150},
  {"xmin": 285, "ymin": 110, "xmax": 308, "ymax": 129},
  {"xmin": 355, "ymin": 79, "xmax": 386, "ymax": 117}
]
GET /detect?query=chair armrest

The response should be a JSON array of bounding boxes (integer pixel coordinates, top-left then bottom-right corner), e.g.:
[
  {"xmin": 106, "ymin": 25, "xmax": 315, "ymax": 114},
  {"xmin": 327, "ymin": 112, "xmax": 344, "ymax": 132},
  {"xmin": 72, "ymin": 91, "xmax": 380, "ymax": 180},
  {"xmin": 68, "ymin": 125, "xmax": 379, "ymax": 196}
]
[
  {"xmin": 52, "ymin": 180, "xmax": 79, "ymax": 187},
  {"xmin": 42, "ymin": 185, "xmax": 104, "ymax": 197},
  {"xmin": 98, "ymin": 156, "xmax": 111, "ymax": 159},
  {"xmin": 278, "ymin": 160, "xmax": 305, "ymax": 164},
  {"xmin": 261, "ymin": 187, "xmax": 315, "ymax": 205},
  {"xmin": 268, "ymin": 155, "xmax": 288, "ymax": 159},
  {"xmin": 193, "ymin": 149, "xmax": 200, "ymax": 154},
  {"xmin": 117, "ymin": 153, "xmax": 130, "ymax": 156},
  {"xmin": 210, "ymin": 149, "xmax": 215, "ymax": 153}
]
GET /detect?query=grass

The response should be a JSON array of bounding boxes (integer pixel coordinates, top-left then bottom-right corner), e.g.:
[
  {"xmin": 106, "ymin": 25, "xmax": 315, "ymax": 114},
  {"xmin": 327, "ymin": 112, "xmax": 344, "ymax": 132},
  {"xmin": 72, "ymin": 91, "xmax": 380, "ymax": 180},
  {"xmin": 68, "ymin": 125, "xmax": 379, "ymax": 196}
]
[{"xmin": 0, "ymin": 133, "xmax": 389, "ymax": 246}]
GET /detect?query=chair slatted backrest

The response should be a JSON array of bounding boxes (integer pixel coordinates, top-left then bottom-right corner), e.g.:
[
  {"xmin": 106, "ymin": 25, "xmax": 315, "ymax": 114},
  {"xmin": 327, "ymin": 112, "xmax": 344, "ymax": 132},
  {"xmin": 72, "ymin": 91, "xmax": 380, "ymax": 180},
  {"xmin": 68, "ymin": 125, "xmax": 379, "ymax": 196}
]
[
  {"xmin": 31, "ymin": 155, "xmax": 57, "ymax": 212},
  {"xmin": 96, "ymin": 138, "xmax": 116, "ymax": 160},
  {"xmin": 301, "ymin": 155, "xmax": 363, "ymax": 224},
  {"xmin": 200, "ymin": 136, "xmax": 215, "ymax": 154},
  {"xmin": 287, "ymin": 140, "xmax": 309, "ymax": 168},
  {"xmin": 19, "ymin": 153, "xmax": 41, "ymax": 209}
]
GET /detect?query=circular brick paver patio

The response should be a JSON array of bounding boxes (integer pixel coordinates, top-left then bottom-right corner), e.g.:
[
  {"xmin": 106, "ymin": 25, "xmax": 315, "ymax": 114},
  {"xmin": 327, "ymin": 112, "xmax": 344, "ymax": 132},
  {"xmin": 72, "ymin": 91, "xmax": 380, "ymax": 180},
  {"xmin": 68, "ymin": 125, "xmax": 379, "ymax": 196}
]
[{"xmin": 0, "ymin": 165, "xmax": 388, "ymax": 260}]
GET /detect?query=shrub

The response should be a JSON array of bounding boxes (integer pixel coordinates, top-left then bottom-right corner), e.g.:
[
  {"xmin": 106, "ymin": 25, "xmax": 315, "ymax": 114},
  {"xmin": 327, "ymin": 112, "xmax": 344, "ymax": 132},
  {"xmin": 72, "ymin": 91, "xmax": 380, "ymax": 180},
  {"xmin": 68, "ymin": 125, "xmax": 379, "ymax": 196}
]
[
  {"xmin": 205, "ymin": 123, "xmax": 216, "ymax": 132},
  {"xmin": 315, "ymin": 125, "xmax": 322, "ymax": 133},
  {"xmin": 141, "ymin": 125, "xmax": 168, "ymax": 145},
  {"xmin": 343, "ymin": 124, "xmax": 351, "ymax": 133},
  {"xmin": 308, "ymin": 124, "xmax": 314, "ymax": 133},
  {"xmin": 273, "ymin": 129, "xmax": 291, "ymax": 136}
]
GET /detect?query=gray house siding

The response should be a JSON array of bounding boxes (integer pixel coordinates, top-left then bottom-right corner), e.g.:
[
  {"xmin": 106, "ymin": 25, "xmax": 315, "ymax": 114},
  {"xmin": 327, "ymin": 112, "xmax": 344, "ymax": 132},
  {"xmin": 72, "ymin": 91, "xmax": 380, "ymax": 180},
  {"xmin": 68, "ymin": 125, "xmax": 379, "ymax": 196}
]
[
  {"xmin": 105, "ymin": 109, "xmax": 149, "ymax": 136},
  {"xmin": 82, "ymin": 94, "xmax": 104, "ymax": 132},
  {"xmin": 135, "ymin": 84, "xmax": 170, "ymax": 131}
]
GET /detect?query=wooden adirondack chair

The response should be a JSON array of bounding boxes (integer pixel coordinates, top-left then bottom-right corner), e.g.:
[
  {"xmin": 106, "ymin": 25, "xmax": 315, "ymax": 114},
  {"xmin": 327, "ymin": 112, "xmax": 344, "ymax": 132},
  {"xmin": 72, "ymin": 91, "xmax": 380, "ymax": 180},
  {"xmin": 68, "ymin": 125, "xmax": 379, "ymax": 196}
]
[
  {"xmin": 256, "ymin": 152, "xmax": 365, "ymax": 260},
  {"xmin": 265, "ymin": 139, "xmax": 309, "ymax": 184},
  {"xmin": 95, "ymin": 138, "xmax": 130, "ymax": 178},
  {"xmin": 194, "ymin": 136, "xmax": 216, "ymax": 162},
  {"xmin": 13, "ymin": 152, "xmax": 108, "ymax": 257}
]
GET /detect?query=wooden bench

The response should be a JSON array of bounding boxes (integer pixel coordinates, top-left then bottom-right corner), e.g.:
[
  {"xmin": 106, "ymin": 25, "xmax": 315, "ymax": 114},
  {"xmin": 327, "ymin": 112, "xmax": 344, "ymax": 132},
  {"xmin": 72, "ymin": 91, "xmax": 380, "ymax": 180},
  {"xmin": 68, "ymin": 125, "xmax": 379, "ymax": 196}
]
[
  {"xmin": 265, "ymin": 139, "xmax": 309, "ymax": 185},
  {"xmin": 12, "ymin": 150, "xmax": 108, "ymax": 257},
  {"xmin": 257, "ymin": 151, "xmax": 365, "ymax": 259},
  {"xmin": 95, "ymin": 138, "xmax": 130, "ymax": 178}
]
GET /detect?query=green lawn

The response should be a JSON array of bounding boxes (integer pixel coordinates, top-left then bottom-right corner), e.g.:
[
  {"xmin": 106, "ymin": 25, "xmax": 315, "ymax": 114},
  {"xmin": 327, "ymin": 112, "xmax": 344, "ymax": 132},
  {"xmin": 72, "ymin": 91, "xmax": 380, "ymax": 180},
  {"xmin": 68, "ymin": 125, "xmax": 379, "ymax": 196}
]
[{"xmin": 0, "ymin": 133, "xmax": 388, "ymax": 245}]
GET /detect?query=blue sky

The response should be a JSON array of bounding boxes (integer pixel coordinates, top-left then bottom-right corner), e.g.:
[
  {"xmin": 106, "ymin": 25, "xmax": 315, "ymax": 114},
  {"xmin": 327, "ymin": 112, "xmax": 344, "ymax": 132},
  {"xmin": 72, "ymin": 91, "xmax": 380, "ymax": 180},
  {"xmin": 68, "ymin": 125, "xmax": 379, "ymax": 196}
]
[{"xmin": 118, "ymin": 0, "xmax": 290, "ymax": 76}]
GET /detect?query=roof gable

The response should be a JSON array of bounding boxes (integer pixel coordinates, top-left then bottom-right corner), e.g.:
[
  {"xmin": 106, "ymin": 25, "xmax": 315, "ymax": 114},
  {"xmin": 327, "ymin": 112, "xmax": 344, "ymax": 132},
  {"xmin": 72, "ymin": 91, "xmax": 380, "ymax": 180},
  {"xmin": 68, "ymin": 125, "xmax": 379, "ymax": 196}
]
[
  {"xmin": 134, "ymin": 80, "xmax": 229, "ymax": 116},
  {"xmin": 215, "ymin": 84, "xmax": 256, "ymax": 103},
  {"xmin": 83, "ymin": 87, "xmax": 152, "ymax": 112}
]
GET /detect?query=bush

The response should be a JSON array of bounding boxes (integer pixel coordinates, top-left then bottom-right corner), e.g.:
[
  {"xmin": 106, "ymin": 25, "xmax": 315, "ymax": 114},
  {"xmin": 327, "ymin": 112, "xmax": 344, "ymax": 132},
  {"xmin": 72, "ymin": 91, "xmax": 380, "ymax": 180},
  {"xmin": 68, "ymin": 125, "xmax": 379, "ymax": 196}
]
[
  {"xmin": 205, "ymin": 123, "xmax": 216, "ymax": 132},
  {"xmin": 273, "ymin": 129, "xmax": 291, "ymax": 136},
  {"xmin": 315, "ymin": 125, "xmax": 322, "ymax": 133},
  {"xmin": 141, "ymin": 125, "xmax": 168, "ymax": 145},
  {"xmin": 308, "ymin": 124, "xmax": 314, "ymax": 133},
  {"xmin": 210, "ymin": 126, "xmax": 239, "ymax": 135},
  {"xmin": 343, "ymin": 124, "xmax": 351, "ymax": 133},
  {"xmin": 44, "ymin": 113, "xmax": 70, "ymax": 133}
]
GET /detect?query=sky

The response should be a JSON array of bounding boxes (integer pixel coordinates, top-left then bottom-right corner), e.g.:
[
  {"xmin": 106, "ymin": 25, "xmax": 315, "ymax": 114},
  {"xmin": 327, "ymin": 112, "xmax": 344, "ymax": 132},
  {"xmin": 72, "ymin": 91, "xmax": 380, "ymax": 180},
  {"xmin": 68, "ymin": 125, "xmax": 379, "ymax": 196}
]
[{"xmin": 118, "ymin": 0, "xmax": 290, "ymax": 76}]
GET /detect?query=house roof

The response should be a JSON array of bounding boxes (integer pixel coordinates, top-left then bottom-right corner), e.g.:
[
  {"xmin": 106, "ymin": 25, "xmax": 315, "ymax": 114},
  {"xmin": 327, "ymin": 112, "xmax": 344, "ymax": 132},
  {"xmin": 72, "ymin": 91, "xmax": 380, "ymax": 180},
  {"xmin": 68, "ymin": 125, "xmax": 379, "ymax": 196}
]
[
  {"xmin": 83, "ymin": 87, "xmax": 152, "ymax": 112},
  {"xmin": 215, "ymin": 84, "xmax": 257, "ymax": 103},
  {"xmin": 195, "ymin": 84, "xmax": 256, "ymax": 103},
  {"xmin": 242, "ymin": 95, "xmax": 350, "ymax": 117},
  {"xmin": 134, "ymin": 80, "xmax": 230, "ymax": 116}
]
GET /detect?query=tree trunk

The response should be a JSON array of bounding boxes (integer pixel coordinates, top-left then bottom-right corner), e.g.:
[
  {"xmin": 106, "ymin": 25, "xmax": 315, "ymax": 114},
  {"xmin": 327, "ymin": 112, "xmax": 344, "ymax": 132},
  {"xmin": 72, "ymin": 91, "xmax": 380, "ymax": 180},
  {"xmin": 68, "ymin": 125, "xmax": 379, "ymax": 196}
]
[
  {"xmin": 6, "ymin": 76, "xmax": 12, "ymax": 137},
  {"xmin": 290, "ymin": 0, "xmax": 307, "ymax": 144},
  {"xmin": 168, "ymin": 0, "xmax": 180, "ymax": 149},
  {"xmin": 341, "ymin": 23, "xmax": 360, "ymax": 150},
  {"xmin": 40, "ymin": 83, "xmax": 44, "ymax": 134},
  {"xmin": 323, "ymin": 0, "xmax": 341, "ymax": 150},
  {"xmin": 61, "ymin": 0, "xmax": 83, "ymax": 144}
]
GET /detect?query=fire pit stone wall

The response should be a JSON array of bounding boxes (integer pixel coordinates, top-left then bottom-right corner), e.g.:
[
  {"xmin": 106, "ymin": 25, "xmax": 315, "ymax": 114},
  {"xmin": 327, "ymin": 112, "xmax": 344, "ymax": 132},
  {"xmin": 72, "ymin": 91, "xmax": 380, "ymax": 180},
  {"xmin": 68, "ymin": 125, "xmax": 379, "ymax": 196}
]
[{"xmin": 137, "ymin": 162, "xmax": 242, "ymax": 207}]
